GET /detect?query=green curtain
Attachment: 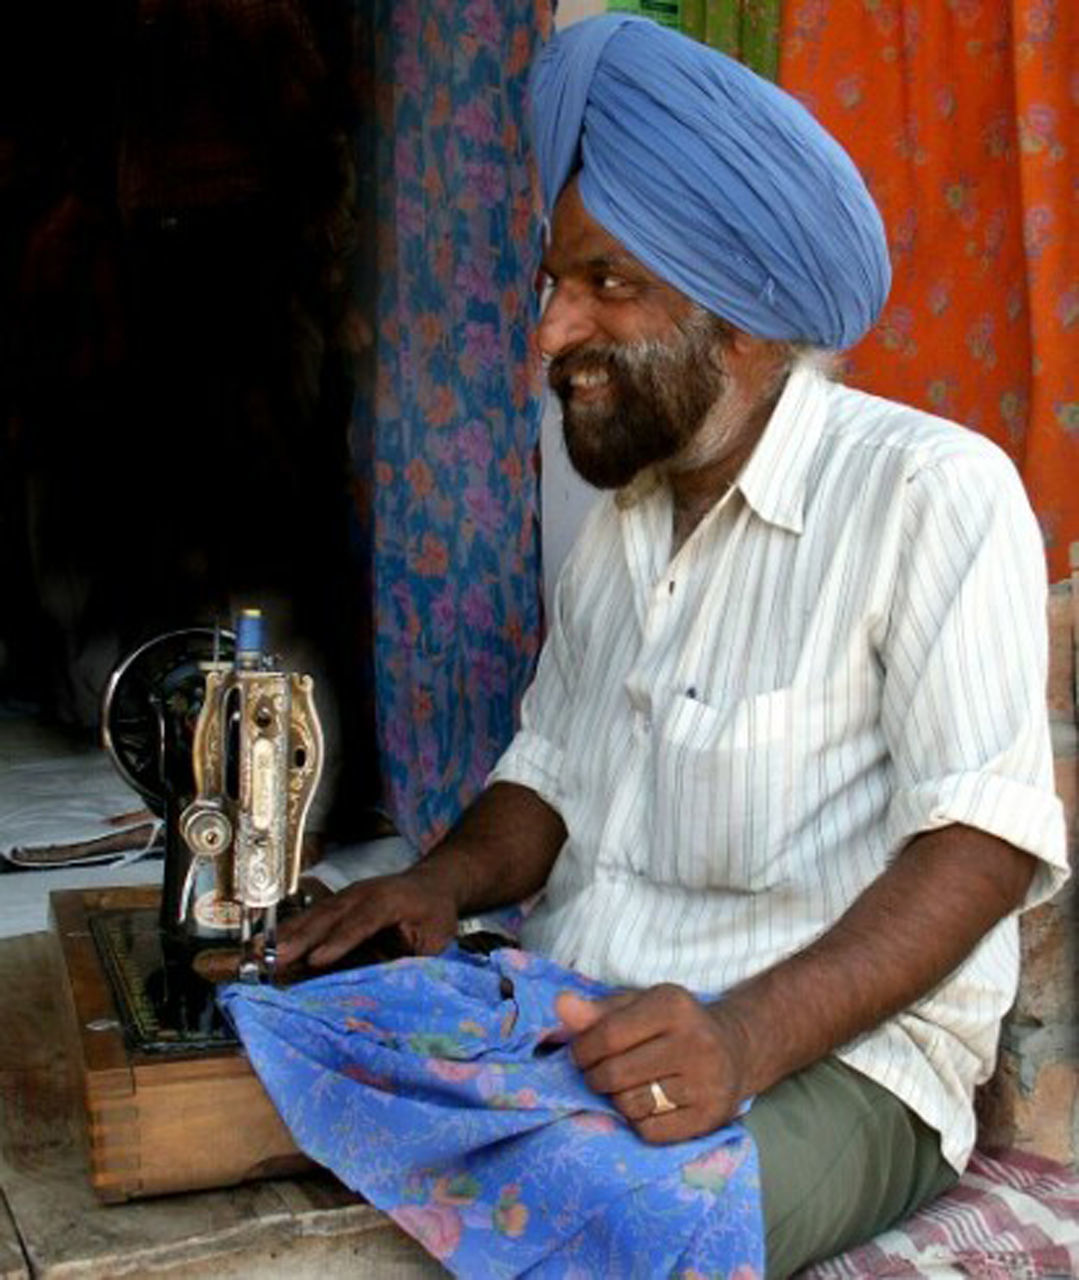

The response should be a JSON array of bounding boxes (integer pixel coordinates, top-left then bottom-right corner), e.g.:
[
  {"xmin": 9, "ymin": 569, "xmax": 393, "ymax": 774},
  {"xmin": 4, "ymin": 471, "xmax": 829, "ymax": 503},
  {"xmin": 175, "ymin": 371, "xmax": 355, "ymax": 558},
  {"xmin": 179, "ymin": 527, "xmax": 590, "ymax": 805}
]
[
  {"xmin": 682, "ymin": 1, "xmax": 780, "ymax": 78},
  {"xmin": 606, "ymin": 1, "xmax": 781, "ymax": 80}
]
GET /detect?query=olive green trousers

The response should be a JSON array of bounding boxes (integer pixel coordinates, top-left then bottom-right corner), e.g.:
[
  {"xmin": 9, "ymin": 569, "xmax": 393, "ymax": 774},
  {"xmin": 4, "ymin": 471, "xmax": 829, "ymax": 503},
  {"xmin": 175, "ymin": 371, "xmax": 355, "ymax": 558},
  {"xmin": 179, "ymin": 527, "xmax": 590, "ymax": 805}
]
[{"xmin": 741, "ymin": 1057, "xmax": 959, "ymax": 1279}]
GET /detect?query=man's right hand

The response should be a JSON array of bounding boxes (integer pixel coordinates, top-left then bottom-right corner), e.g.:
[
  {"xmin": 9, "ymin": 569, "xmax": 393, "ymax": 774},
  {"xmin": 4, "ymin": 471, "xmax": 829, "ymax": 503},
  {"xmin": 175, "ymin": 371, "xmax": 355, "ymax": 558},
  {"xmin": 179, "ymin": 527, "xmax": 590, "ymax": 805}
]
[
  {"xmin": 274, "ymin": 782, "xmax": 566, "ymax": 973},
  {"xmin": 275, "ymin": 867, "xmax": 458, "ymax": 970}
]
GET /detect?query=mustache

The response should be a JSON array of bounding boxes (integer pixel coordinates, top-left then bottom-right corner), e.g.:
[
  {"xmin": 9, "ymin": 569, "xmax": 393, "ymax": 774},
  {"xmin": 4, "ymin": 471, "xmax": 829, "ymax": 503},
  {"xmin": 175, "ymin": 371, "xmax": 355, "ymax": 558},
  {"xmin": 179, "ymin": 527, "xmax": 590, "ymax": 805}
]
[
  {"xmin": 548, "ymin": 346, "xmax": 616, "ymax": 395},
  {"xmin": 548, "ymin": 341, "xmax": 660, "ymax": 396},
  {"xmin": 547, "ymin": 323, "xmax": 716, "ymax": 395}
]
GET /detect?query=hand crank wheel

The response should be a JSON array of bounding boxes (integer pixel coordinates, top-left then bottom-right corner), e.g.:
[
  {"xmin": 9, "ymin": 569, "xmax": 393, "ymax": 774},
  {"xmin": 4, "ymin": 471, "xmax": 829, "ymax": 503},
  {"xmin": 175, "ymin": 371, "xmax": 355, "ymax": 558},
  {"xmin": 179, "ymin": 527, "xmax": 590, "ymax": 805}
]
[{"xmin": 101, "ymin": 628, "xmax": 235, "ymax": 814}]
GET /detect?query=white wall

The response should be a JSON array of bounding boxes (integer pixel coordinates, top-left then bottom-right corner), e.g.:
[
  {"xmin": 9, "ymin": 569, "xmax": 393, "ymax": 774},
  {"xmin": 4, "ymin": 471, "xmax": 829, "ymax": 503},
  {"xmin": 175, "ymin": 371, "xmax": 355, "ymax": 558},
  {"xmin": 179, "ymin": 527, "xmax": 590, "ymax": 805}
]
[{"xmin": 540, "ymin": 397, "xmax": 597, "ymax": 607}]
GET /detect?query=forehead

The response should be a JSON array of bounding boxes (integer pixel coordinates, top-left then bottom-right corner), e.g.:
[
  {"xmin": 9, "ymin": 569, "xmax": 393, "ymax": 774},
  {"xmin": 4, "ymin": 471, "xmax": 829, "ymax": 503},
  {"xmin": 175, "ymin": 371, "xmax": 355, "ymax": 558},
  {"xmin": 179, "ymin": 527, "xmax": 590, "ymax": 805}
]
[{"xmin": 545, "ymin": 181, "xmax": 681, "ymax": 296}]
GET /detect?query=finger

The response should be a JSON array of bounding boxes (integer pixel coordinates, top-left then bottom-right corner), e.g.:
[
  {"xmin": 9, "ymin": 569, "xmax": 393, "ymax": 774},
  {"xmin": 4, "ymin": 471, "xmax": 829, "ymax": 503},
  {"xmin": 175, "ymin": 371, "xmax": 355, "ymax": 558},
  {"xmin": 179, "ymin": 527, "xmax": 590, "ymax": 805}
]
[
  {"xmin": 633, "ymin": 1108, "xmax": 717, "ymax": 1146},
  {"xmin": 612, "ymin": 1077, "xmax": 685, "ymax": 1124},
  {"xmin": 276, "ymin": 882, "xmax": 397, "ymax": 966},
  {"xmin": 305, "ymin": 882, "xmax": 447, "ymax": 967},
  {"xmin": 308, "ymin": 913, "xmax": 382, "ymax": 967},
  {"xmin": 555, "ymin": 992, "xmax": 603, "ymax": 1034},
  {"xmin": 633, "ymin": 1087, "xmax": 743, "ymax": 1145},
  {"xmin": 637, "ymin": 1086, "xmax": 744, "ymax": 1146},
  {"xmin": 274, "ymin": 899, "xmax": 349, "ymax": 965},
  {"xmin": 569, "ymin": 987, "xmax": 678, "ymax": 1072},
  {"xmin": 581, "ymin": 1036, "xmax": 676, "ymax": 1097},
  {"xmin": 554, "ymin": 990, "xmax": 637, "ymax": 1035},
  {"xmin": 397, "ymin": 919, "xmax": 453, "ymax": 957}
]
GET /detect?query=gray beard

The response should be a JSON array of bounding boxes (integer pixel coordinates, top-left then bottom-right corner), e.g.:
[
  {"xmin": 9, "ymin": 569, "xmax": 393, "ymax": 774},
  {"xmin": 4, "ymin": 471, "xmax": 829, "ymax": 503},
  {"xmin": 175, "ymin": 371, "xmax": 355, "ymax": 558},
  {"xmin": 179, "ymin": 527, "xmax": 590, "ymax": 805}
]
[{"xmin": 550, "ymin": 309, "xmax": 728, "ymax": 490}]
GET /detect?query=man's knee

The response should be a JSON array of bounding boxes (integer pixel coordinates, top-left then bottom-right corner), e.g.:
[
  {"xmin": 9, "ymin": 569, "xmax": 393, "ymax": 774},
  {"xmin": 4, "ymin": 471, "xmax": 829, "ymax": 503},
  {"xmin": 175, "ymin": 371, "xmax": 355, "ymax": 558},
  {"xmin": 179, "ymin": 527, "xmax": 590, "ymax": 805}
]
[{"xmin": 741, "ymin": 1058, "xmax": 957, "ymax": 1278}]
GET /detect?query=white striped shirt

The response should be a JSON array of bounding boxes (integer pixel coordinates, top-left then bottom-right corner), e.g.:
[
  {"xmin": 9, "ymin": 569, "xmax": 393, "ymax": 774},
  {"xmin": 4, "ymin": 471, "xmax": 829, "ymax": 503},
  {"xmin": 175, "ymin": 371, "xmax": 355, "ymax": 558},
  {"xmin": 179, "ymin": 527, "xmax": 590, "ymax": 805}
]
[{"xmin": 490, "ymin": 365, "xmax": 1068, "ymax": 1171}]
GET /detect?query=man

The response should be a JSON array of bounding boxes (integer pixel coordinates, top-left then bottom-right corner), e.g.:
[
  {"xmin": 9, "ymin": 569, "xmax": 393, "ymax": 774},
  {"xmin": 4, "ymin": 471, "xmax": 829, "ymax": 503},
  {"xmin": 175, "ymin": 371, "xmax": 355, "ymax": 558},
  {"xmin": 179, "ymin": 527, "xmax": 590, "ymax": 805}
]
[{"xmin": 278, "ymin": 16, "xmax": 1068, "ymax": 1277}]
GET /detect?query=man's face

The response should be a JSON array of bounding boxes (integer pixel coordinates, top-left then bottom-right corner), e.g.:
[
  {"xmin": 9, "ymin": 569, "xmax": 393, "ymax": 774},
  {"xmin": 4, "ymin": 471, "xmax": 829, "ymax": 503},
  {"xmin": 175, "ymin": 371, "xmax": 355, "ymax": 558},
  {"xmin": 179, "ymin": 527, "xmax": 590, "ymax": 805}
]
[{"xmin": 537, "ymin": 182, "xmax": 727, "ymax": 490}]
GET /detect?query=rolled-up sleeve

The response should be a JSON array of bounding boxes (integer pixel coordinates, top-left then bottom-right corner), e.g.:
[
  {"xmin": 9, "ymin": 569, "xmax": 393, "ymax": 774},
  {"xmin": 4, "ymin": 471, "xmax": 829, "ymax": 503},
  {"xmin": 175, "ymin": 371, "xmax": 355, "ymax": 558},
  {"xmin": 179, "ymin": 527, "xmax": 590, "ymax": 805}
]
[{"xmin": 881, "ymin": 443, "xmax": 1068, "ymax": 905}]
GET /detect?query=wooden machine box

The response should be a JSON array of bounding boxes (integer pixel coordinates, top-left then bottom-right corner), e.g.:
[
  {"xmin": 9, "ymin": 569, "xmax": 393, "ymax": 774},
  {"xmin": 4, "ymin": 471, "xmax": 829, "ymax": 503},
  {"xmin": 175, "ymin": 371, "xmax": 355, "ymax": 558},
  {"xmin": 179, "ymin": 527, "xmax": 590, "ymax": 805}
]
[{"xmin": 50, "ymin": 885, "xmax": 314, "ymax": 1203}]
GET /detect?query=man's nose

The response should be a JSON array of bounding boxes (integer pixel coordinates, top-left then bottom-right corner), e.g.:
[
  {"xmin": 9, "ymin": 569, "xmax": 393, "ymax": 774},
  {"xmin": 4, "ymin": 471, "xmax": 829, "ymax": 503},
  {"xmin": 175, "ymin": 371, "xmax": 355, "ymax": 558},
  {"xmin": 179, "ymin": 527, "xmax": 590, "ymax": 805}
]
[{"xmin": 535, "ymin": 279, "xmax": 596, "ymax": 360}]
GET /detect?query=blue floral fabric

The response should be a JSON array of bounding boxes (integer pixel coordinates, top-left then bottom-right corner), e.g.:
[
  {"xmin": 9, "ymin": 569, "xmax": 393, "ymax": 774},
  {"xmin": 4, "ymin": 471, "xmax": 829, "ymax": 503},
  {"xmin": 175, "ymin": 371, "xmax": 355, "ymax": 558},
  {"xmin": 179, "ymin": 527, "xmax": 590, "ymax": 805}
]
[
  {"xmin": 351, "ymin": 1, "xmax": 551, "ymax": 851},
  {"xmin": 220, "ymin": 947, "xmax": 764, "ymax": 1278}
]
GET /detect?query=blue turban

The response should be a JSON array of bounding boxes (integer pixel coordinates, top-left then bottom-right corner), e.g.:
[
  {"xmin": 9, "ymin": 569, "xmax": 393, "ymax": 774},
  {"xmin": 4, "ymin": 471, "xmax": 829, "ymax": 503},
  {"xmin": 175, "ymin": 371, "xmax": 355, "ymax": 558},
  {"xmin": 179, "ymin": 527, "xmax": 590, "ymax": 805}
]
[{"xmin": 529, "ymin": 16, "xmax": 891, "ymax": 349}]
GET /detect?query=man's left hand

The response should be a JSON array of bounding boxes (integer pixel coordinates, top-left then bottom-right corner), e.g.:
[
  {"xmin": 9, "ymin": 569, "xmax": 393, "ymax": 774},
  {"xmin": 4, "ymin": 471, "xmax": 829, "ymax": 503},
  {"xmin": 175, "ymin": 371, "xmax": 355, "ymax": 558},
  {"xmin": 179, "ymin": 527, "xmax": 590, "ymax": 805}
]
[{"xmin": 556, "ymin": 985, "xmax": 748, "ymax": 1144}]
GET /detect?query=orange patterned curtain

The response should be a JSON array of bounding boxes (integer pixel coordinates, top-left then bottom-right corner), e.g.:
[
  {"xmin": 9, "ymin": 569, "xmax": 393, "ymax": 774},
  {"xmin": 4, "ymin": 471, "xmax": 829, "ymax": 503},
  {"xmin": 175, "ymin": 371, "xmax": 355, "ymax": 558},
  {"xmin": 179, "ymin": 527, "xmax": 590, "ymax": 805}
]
[{"xmin": 780, "ymin": 1, "xmax": 1078, "ymax": 580}]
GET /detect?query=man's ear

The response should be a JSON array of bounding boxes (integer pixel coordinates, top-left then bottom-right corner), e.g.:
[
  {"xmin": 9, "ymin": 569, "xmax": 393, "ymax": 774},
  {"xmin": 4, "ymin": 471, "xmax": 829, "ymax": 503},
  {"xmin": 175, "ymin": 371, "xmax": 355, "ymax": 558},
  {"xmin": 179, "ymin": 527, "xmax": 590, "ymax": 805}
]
[
  {"xmin": 716, "ymin": 328, "xmax": 762, "ymax": 380},
  {"xmin": 731, "ymin": 328, "xmax": 776, "ymax": 360},
  {"xmin": 720, "ymin": 331, "xmax": 795, "ymax": 405},
  {"xmin": 702, "ymin": 320, "xmax": 739, "ymax": 373}
]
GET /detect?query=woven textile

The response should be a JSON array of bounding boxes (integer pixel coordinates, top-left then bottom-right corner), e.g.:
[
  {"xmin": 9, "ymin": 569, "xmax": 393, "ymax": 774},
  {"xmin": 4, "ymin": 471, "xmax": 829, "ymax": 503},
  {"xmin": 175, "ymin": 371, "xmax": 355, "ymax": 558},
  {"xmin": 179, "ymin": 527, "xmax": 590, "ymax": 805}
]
[
  {"xmin": 803, "ymin": 1148, "xmax": 1079, "ymax": 1279},
  {"xmin": 221, "ymin": 946, "xmax": 763, "ymax": 1278},
  {"xmin": 779, "ymin": 0, "xmax": 1079, "ymax": 580}
]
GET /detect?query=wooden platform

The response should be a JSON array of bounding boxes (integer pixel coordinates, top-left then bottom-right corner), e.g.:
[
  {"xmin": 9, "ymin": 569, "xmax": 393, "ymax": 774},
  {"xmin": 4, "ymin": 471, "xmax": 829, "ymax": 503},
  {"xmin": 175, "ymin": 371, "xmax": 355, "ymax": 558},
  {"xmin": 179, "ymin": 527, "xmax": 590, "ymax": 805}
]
[
  {"xmin": 0, "ymin": 920, "xmax": 445, "ymax": 1277},
  {"xmin": 49, "ymin": 885, "xmax": 313, "ymax": 1203}
]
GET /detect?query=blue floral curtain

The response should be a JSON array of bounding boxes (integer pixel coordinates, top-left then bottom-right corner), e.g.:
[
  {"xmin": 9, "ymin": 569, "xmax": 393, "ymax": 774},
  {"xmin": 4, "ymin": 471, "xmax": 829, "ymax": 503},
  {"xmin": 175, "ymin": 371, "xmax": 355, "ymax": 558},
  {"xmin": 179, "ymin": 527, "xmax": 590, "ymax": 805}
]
[{"xmin": 350, "ymin": 1, "xmax": 551, "ymax": 850}]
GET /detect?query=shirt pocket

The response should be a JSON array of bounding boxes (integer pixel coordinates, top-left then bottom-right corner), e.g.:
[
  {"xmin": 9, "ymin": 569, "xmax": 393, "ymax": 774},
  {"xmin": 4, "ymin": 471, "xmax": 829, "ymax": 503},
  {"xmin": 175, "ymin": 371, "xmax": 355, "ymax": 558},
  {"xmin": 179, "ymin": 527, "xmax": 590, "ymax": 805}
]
[{"xmin": 652, "ymin": 686, "xmax": 813, "ymax": 892}]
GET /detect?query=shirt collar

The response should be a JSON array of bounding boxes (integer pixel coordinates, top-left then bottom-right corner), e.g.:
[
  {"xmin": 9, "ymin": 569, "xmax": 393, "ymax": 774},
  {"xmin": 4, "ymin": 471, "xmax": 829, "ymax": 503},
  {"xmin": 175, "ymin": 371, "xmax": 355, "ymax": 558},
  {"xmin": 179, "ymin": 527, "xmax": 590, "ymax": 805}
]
[
  {"xmin": 735, "ymin": 363, "xmax": 828, "ymax": 536},
  {"xmin": 615, "ymin": 363, "xmax": 829, "ymax": 535}
]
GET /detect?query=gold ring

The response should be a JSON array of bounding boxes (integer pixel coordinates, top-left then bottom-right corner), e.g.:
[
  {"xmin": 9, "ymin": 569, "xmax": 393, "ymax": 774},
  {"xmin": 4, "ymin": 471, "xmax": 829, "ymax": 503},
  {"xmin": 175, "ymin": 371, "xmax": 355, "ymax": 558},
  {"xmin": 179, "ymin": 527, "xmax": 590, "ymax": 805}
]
[{"xmin": 649, "ymin": 1080, "xmax": 678, "ymax": 1115}]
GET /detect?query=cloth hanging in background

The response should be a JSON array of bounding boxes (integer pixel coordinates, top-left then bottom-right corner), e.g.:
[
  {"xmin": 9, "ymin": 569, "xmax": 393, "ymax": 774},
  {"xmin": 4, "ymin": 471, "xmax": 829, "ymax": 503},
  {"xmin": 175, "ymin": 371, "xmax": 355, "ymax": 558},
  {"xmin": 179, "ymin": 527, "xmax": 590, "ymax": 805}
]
[
  {"xmin": 220, "ymin": 946, "xmax": 764, "ymax": 1278},
  {"xmin": 683, "ymin": 1, "xmax": 780, "ymax": 80},
  {"xmin": 605, "ymin": 2, "xmax": 780, "ymax": 79},
  {"xmin": 779, "ymin": 0, "xmax": 1078, "ymax": 581},
  {"xmin": 351, "ymin": 2, "xmax": 550, "ymax": 849}
]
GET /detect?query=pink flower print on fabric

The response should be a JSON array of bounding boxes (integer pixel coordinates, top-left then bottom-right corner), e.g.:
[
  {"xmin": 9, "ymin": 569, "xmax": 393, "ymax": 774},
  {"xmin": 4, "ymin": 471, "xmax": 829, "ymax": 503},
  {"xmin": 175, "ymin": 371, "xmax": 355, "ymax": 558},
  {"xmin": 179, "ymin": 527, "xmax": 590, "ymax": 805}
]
[
  {"xmin": 220, "ymin": 946, "xmax": 764, "ymax": 1278},
  {"xmin": 392, "ymin": 1203, "xmax": 463, "ymax": 1261}
]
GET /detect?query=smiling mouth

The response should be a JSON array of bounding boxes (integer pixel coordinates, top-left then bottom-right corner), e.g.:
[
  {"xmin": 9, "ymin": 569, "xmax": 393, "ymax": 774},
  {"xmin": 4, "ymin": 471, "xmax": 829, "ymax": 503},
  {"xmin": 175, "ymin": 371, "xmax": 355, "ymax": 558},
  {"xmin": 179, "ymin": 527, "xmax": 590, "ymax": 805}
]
[{"xmin": 565, "ymin": 368, "xmax": 612, "ymax": 403}]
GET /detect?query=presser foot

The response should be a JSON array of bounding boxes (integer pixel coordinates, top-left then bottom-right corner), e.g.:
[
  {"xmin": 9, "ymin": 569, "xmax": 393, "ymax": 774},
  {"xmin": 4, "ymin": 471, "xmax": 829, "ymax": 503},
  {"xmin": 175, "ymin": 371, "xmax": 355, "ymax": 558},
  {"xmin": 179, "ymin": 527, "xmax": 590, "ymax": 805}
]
[{"xmin": 238, "ymin": 906, "xmax": 278, "ymax": 984}]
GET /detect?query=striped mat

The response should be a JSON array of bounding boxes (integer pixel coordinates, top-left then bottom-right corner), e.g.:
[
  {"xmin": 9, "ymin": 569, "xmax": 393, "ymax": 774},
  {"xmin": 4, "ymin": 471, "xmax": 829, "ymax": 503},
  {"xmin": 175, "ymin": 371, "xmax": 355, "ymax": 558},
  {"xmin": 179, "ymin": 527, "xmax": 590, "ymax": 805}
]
[{"xmin": 803, "ymin": 1149, "xmax": 1079, "ymax": 1279}]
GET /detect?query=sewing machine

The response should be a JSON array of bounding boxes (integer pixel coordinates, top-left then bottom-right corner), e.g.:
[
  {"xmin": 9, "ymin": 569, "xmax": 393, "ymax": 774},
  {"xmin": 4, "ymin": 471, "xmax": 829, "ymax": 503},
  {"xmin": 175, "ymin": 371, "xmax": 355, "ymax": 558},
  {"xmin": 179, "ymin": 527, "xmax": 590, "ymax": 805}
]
[
  {"xmin": 171, "ymin": 607, "xmax": 323, "ymax": 978},
  {"xmin": 86, "ymin": 608, "xmax": 324, "ymax": 1047},
  {"xmin": 108, "ymin": 608, "xmax": 322, "ymax": 959},
  {"xmin": 47, "ymin": 609, "xmax": 326, "ymax": 1199}
]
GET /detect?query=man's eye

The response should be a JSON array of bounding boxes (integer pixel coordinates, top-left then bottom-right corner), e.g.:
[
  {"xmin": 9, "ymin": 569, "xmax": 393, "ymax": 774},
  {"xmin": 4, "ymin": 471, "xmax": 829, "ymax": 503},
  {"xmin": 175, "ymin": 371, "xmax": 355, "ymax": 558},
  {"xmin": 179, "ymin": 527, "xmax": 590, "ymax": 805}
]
[{"xmin": 599, "ymin": 275, "xmax": 627, "ymax": 291}]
